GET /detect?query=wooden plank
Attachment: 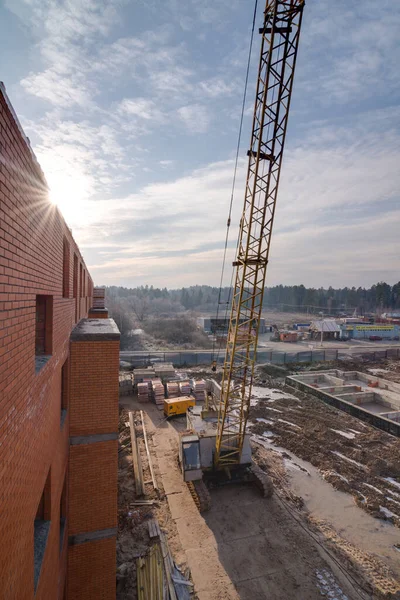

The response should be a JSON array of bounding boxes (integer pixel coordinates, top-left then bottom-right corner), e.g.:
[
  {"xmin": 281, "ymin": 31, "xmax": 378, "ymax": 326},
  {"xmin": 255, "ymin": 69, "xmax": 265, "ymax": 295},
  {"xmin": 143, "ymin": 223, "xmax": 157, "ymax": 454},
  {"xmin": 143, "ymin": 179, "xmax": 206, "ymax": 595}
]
[
  {"xmin": 140, "ymin": 410, "xmax": 158, "ymax": 493},
  {"xmin": 128, "ymin": 411, "xmax": 143, "ymax": 497},
  {"xmin": 160, "ymin": 531, "xmax": 177, "ymax": 600}
]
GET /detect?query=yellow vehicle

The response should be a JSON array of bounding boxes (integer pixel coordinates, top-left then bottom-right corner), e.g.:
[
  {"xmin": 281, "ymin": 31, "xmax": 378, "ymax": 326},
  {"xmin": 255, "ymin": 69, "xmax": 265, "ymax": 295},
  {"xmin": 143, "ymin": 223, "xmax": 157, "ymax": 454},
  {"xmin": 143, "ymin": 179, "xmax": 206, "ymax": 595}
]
[{"xmin": 164, "ymin": 396, "xmax": 195, "ymax": 418}]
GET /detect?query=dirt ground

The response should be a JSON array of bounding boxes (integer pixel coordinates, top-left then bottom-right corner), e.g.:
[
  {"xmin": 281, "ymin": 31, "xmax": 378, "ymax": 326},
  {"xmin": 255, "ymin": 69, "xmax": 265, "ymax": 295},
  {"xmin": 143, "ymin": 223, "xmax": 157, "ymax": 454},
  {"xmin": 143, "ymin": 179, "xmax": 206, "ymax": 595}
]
[
  {"xmin": 116, "ymin": 399, "xmax": 361, "ymax": 600},
  {"xmin": 250, "ymin": 384, "xmax": 400, "ymax": 527}
]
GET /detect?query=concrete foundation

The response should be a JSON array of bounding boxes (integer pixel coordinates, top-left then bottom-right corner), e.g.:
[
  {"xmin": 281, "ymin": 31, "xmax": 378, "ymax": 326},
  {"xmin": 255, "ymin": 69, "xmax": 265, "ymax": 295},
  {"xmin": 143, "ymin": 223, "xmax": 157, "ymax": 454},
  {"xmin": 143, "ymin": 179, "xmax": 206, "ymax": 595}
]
[{"xmin": 287, "ymin": 370, "xmax": 400, "ymax": 437}]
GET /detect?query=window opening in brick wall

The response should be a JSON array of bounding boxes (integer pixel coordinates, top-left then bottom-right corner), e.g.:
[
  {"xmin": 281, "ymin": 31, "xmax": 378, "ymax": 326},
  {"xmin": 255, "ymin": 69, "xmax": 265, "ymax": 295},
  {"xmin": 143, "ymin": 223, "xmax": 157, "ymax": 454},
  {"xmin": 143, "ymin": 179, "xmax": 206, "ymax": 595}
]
[
  {"xmin": 34, "ymin": 469, "xmax": 51, "ymax": 593},
  {"xmin": 35, "ymin": 295, "xmax": 53, "ymax": 373},
  {"xmin": 59, "ymin": 473, "xmax": 67, "ymax": 554},
  {"xmin": 73, "ymin": 254, "xmax": 78, "ymax": 321},
  {"xmin": 61, "ymin": 358, "xmax": 69, "ymax": 428},
  {"xmin": 62, "ymin": 238, "xmax": 70, "ymax": 298},
  {"xmin": 79, "ymin": 263, "xmax": 83, "ymax": 298}
]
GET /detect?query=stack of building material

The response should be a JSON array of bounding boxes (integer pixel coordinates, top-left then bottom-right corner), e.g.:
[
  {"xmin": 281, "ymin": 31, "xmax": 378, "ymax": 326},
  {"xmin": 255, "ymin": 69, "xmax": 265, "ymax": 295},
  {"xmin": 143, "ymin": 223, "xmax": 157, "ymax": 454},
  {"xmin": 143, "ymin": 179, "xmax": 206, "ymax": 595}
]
[
  {"xmin": 166, "ymin": 382, "xmax": 179, "ymax": 399},
  {"xmin": 151, "ymin": 379, "xmax": 165, "ymax": 408},
  {"xmin": 179, "ymin": 381, "xmax": 191, "ymax": 396},
  {"xmin": 193, "ymin": 379, "xmax": 206, "ymax": 402},
  {"xmin": 133, "ymin": 368, "xmax": 156, "ymax": 384},
  {"xmin": 119, "ymin": 373, "xmax": 133, "ymax": 396},
  {"xmin": 154, "ymin": 363, "xmax": 176, "ymax": 382},
  {"xmin": 92, "ymin": 286, "xmax": 106, "ymax": 309},
  {"xmin": 137, "ymin": 381, "xmax": 150, "ymax": 402}
]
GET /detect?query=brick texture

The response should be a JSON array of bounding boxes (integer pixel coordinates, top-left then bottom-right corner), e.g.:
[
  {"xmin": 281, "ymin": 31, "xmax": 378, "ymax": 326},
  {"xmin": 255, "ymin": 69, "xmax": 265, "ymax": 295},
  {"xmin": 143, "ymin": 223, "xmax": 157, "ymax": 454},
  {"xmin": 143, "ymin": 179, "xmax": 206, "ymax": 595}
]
[
  {"xmin": 68, "ymin": 440, "xmax": 118, "ymax": 535},
  {"xmin": 0, "ymin": 85, "xmax": 93, "ymax": 599},
  {"xmin": 67, "ymin": 331, "xmax": 119, "ymax": 600},
  {"xmin": 69, "ymin": 340, "xmax": 120, "ymax": 437},
  {"xmin": 67, "ymin": 538, "xmax": 116, "ymax": 600}
]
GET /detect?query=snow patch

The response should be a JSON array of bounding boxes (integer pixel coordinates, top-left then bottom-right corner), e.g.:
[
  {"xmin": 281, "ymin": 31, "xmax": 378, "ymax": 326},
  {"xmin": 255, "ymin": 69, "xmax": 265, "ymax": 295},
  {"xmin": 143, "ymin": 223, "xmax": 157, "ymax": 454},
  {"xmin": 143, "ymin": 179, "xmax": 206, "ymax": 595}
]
[
  {"xmin": 386, "ymin": 488, "xmax": 400, "ymax": 500},
  {"xmin": 255, "ymin": 417, "xmax": 274, "ymax": 426},
  {"xmin": 331, "ymin": 451, "xmax": 367, "ymax": 471},
  {"xmin": 386, "ymin": 497, "xmax": 400, "ymax": 508},
  {"xmin": 364, "ymin": 483, "xmax": 383, "ymax": 495},
  {"xmin": 380, "ymin": 506, "xmax": 397, "ymax": 519},
  {"xmin": 277, "ymin": 419, "xmax": 301, "ymax": 429},
  {"xmin": 330, "ymin": 429, "xmax": 356, "ymax": 439},
  {"xmin": 384, "ymin": 477, "xmax": 400, "ymax": 491}
]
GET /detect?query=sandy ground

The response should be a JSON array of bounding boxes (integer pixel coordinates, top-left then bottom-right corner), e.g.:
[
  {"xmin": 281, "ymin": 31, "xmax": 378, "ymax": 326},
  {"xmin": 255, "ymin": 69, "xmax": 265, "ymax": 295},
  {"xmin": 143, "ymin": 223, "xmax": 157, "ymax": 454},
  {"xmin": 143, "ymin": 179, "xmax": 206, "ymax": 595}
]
[{"xmin": 116, "ymin": 381, "xmax": 400, "ymax": 600}]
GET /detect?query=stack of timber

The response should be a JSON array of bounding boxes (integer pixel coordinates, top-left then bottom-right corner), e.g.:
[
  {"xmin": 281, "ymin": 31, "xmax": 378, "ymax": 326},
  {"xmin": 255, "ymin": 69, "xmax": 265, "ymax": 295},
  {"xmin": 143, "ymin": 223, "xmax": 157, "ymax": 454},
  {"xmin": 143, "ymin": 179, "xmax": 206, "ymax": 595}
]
[
  {"xmin": 128, "ymin": 411, "xmax": 144, "ymax": 496},
  {"xmin": 179, "ymin": 381, "xmax": 191, "ymax": 396},
  {"xmin": 166, "ymin": 382, "xmax": 179, "ymax": 399},
  {"xmin": 137, "ymin": 518, "xmax": 192, "ymax": 600},
  {"xmin": 134, "ymin": 368, "xmax": 156, "ymax": 384},
  {"xmin": 193, "ymin": 379, "xmax": 206, "ymax": 402},
  {"xmin": 151, "ymin": 379, "xmax": 165, "ymax": 408},
  {"xmin": 138, "ymin": 381, "xmax": 150, "ymax": 402}
]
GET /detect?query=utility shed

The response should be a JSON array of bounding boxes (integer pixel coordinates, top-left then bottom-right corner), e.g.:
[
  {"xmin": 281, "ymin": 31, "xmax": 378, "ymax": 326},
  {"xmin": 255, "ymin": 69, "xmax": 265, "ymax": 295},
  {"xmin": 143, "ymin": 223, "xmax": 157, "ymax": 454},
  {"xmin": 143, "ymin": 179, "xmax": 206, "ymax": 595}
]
[{"xmin": 310, "ymin": 320, "xmax": 341, "ymax": 340}]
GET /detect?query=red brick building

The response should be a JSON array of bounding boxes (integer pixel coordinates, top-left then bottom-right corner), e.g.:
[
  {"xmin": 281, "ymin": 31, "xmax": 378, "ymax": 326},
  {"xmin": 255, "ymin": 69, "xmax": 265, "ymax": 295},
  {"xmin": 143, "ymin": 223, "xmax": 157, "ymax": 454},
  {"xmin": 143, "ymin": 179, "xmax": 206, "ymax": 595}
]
[{"xmin": 0, "ymin": 83, "xmax": 119, "ymax": 599}]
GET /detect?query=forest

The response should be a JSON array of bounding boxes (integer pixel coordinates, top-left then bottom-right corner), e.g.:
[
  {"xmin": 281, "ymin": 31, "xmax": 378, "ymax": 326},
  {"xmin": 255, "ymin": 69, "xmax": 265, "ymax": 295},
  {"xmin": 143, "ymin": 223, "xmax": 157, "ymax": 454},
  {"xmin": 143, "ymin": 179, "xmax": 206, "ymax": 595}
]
[{"xmin": 106, "ymin": 281, "xmax": 400, "ymax": 318}]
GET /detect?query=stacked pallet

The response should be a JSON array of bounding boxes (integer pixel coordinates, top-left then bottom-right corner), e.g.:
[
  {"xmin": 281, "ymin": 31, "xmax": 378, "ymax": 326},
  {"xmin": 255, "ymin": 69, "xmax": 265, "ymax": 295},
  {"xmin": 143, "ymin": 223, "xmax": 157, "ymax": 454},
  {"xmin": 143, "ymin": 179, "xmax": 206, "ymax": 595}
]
[
  {"xmin": 166, "ymin": 382, "xmax": 179, "ymax": 399},
  {"xmin": 151, "ymin": 379, "xmax": 165, "ymax": 408},
  {"xmin": 194, "ymin": 379, "xmax": 206, "ymax": 402},
  {"xmin": 119, "ymin": 374, "xmax": 133, "ymax": 396},
  {"xmin": 179, "ymin": 381, "xmax": 191, "ymax": 396},
  {"xmin": 133, "ymin": 368, "xmax": 156, "ymax": 384},
  {"xmin": 138, "ymin": 381, "xmax": 150, "ymax": 402},
  {"xmin": 154, "ymin": 363, "xmax": 176, "ymax": 382}
]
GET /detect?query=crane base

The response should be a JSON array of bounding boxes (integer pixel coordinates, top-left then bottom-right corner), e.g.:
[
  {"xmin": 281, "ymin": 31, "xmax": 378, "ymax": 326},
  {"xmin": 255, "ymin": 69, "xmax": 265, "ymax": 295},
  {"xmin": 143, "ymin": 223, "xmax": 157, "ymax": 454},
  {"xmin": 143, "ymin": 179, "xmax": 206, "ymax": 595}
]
[{"xmin": 203, "ymin": 462, "xmax": 273, "ymax": 498}]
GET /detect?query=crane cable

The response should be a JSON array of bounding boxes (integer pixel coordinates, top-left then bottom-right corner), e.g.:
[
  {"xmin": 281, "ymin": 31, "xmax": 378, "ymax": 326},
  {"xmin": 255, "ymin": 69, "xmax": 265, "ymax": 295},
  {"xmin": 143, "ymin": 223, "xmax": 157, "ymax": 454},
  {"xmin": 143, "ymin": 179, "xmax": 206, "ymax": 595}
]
[{"xmin": 212, "ymin": 0, "xmax": 259, "ymax": 364}]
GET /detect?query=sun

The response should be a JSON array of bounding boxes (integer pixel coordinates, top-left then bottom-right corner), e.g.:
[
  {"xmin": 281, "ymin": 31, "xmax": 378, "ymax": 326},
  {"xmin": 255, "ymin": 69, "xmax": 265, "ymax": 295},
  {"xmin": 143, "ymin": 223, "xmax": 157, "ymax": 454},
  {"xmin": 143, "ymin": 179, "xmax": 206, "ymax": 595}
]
[{"xmin": 40, "ymin": 154, "xmax": 91, "ymax": 227}]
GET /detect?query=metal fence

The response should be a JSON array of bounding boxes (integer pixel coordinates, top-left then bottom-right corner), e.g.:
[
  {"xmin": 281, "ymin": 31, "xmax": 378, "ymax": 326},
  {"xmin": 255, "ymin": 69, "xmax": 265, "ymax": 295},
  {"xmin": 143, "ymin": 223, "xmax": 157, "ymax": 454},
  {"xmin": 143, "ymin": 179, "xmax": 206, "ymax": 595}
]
[{"xmin": 120, "ymin": 347, "xmax": 400, "ymax": 368}]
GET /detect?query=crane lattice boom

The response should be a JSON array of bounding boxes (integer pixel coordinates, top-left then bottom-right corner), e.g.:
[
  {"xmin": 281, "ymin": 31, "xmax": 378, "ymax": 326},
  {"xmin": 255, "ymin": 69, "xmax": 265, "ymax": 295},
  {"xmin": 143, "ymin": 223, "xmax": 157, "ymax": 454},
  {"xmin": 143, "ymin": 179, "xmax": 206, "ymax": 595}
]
[{"xmin": 215, "ymin": 0, "xmax": 305, "ymax": 467}]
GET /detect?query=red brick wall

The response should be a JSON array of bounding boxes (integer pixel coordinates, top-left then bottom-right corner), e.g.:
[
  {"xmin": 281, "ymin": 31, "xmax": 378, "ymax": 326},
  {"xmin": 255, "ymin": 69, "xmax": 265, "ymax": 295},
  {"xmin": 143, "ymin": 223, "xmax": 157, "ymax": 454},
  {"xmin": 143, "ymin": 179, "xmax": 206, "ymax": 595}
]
[
  {"xmin": 0, "ymin": 84, "xmax": 93, "ymax": 599},
  {"xmin": 69, "ymin": 340, "xmax": 119, "ymax": 437},
  {"xmin": 67, "ymin": 539, "xmax": 116, "ymax": 600},
  {"xmin": 68, "ymin": 441, "xmax": 118, "ymax": 535},
  {"xmin": 67, "ymin": 332, "xmax": 119, "ymax": 600}
]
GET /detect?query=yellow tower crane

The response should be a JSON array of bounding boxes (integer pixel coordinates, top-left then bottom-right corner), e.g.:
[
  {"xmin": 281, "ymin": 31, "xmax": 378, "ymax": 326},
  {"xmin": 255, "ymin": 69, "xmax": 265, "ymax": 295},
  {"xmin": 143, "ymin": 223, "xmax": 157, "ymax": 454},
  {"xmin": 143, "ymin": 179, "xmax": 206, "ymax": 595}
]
[{"xmin": 179, "ymin": 0, "xmax": 305, "ymax": 509}]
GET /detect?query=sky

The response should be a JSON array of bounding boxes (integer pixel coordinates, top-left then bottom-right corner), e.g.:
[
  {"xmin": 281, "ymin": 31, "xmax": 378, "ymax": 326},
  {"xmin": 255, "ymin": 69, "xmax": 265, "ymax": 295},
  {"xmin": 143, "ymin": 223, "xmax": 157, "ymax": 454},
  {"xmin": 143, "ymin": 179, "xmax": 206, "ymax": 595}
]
[{"xmin": 1, "ymin": 0, "xmax": 399, "ymax": 289}]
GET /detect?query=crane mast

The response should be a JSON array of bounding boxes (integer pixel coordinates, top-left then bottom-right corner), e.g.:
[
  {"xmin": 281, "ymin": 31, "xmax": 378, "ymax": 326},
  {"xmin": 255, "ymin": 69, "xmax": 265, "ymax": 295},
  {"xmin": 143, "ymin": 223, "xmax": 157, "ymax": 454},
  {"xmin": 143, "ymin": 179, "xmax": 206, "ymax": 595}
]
[{"xmin": 215, "ymin": 0, "xmax": 305, "ymax": 467}]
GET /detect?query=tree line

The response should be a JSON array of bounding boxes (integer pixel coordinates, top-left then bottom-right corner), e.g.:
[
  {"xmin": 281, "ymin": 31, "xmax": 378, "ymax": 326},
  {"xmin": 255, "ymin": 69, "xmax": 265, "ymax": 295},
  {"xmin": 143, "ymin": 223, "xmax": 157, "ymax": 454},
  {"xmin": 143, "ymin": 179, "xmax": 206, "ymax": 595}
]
[{"xmin": 106, "ymin": 281, "xmax": 400, "ymax": 316}]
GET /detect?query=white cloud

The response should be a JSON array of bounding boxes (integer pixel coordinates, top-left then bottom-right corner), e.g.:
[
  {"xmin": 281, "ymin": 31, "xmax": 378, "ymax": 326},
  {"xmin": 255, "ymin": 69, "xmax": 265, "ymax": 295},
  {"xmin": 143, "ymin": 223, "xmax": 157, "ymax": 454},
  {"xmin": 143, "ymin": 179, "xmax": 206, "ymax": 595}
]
[
  {"xmin": 117, "ymin": 98, "xmax": 165, "ymax": 122},
  {"xmin": 82, "ymin": 105, "xmax": 400, "ymax": 288},
  {"xmin": 21, "ymin": 69, "xmax": 93, "ymax": 107},
  {"xmin": 177, "ymin": 104, "xmax": 210, "ymax": 133}
]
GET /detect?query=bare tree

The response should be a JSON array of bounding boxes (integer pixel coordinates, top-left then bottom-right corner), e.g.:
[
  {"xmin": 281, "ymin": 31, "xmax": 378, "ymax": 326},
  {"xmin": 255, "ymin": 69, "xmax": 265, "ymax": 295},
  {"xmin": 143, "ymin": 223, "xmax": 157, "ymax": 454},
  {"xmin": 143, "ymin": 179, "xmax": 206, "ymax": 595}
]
[{"xmin": 127, "ymin": 295, "xmax": 150, "ymax": 323}]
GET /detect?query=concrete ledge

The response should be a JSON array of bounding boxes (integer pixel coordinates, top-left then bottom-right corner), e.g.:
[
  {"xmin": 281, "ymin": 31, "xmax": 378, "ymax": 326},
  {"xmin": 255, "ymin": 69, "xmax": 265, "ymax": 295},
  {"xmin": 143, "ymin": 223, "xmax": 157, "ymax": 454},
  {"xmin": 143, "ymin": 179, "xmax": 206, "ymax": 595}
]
[
  {"xmin": 69, "ymin": 527, "xmax": 117, "ymax": 546},
  {"xmin": 70, "ymin": 318, "xmax": 120, "ymax": 342},
  {"xmin": 70, "ymin": 432, "xmax": 118, "ymax": 445}
]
